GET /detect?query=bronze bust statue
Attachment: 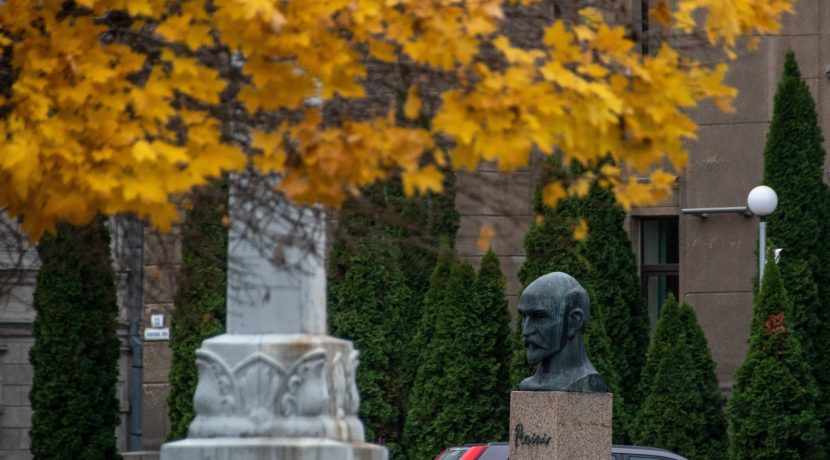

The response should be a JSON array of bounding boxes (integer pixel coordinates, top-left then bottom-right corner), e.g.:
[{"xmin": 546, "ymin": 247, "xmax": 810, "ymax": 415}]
[{"xmin": 518, "ymin": 272, "xmax": 607, "ymax": 392}]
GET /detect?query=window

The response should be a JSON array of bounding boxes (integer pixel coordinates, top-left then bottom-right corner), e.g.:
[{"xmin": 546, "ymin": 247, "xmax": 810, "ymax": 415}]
[{"xmin": 641, "ymin": 217, "xmax": 679, "ymax": 331}]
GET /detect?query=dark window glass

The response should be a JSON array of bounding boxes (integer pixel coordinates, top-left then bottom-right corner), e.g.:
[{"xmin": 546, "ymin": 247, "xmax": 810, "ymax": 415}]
[
  {"xmin": 641, "ymin": 217, "xmax": 679, "ymax": 331},
  {"xmin": 436, "ymin": 448, "xmax": 467, "ymax": 460},
  {"xmin": 479, "ymin": 445, "xmax": 508, "ymax": 460}
]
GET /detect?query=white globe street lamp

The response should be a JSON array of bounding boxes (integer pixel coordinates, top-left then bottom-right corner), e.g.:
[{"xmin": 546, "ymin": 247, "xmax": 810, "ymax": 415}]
[{"xmin": 747, "ymin": 185, "xmax": 779, "ymax": 288}]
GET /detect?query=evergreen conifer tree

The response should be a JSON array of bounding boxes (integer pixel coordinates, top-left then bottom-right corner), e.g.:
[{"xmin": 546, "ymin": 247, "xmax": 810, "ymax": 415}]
[
  {"xmin": 167, "ymin": 183, "xmax": 228, "ymax": 440},
  {"xmin": 579, "ymin": 184, "xmax": 650, "ymax": 409},
  {"xmin": 475, "ymin": 249, "xmax": 512, "ymax": 441},
  {"xmin": 631, "ymin": 294, "xmax": 727, "ymax": 460},
  {"xmin": 329, "ymin": 175, "xmax": 458, "ymax": 459},
  {"xmin": 403, "ymin": 256, "xmax": 502, "ymax": 459},
  {"xmin": 727, "ymin": 259, "xmax": 825, "ymax": 460},
  {"xmin": 762, "ymin": 51, "xmax": 830, "ymax": 431},
  {"xmin": 329, "ymin": 238, "xmax": 410, "ymax": 457},
  {"xmin": 29, "ymin": 219, "xmax": 122, "ymax": 460},
  {"xmin": 515, "ymin": 155, "xmax": 640, "ymax": 440}
]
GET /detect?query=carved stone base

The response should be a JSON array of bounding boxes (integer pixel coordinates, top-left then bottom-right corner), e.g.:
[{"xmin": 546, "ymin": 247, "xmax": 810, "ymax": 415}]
[
  {"xmin": 509, "ymin": 391, "xmax": 612, "ymax": 460},
  {"xmin": 161, "ymin": 438, "xmax": 388, "ymax": 460},
  {"xmin": 185, "ymin": 334, "xmax": 366, "ymax": 442}
]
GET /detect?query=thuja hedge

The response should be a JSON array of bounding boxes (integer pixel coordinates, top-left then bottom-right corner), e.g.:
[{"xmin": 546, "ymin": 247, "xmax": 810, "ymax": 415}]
[
  {"xmin": 167, "ymin": 183, "xmax": 228, "ymax": 440},
  {"xmin": 329, "ymin": 239, "xmax": 410, "ymax": 458},
  {"xmin": 403, "ymin": 254, "xmax": 507, "ymax": 459},
  {"xmin": 727, "ymin": 259, "xmax": 825, "ymax": 460},
  {"xmin": 29, "ymin": 219, "xmax": 122, "ymax": 460},
  {"xmin": 631, "ymin": 294, "xmax": 727, "ymax": 460},
  {"xmin": 328, "ymin": 174, "xmax": 458, "ymax": 459},
  {"xmin": 763, "ymin": 51, "xmax": 830, "ymax": 432},
  {"xmin": 515, "ymin": 155, "xmax": 643, "ymax": 441},
  {"xmin": 476, "ymin": 249, "xmax": 512, "ymax": 441}
]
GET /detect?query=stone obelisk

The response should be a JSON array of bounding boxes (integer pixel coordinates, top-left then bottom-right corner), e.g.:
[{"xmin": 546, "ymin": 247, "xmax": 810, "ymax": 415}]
[{"xmin": 162, "ymin": 175, "xmax": 387, "ymax": 460}]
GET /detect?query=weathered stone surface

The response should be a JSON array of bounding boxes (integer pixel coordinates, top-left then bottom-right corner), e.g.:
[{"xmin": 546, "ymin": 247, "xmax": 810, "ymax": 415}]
[
  {"xmin": 142, "ymin": 383, "xmax": 171, "ymax": 451},
  {"xmin": 1, "ymin": 385, "xmax": 29, "ymax": 408},
  {"xmin": 162, "ymin": 438, "xmax": 387, "ymax": 460},
  {"xmin": 143, "ymin": 341, "xmax": 172, "ymax": 384},
  {"xmin": 143, "ymin": 264, "xmax": 179, "ymax": 305},
  {"xmin": 1, "ymin": 406, "xmax": 32, "ymax": 428},
  {"xmin": 455, "ymin": 170, "xmax": 534, "ymax": 217},
  {"xmin": 187, "ymin": 334, "xmax": 363, "ymax": 442},
  {"xmin": 0, "ymin": 427, "xmax": 19, "ymax": 449},
  {"xmin": 226, "ymin": 176, "xmax": 326, "ymax": 335},
  {"xmin": 2, "ymin": 364, "xmax": 32, "ymax": 386},
  {"xmin": 123, "ymin": 451, "xmax": 161, "ymax": 460},
  {"xmin": 456, "ymin": 215, "xmax": 533, "ymax": 258},
  {"xmin": 3, "ymin": 450, "xmax": 33, "ymax": 460},
  {"xmin": 509, "ymin": 391, "xmax": 612, "ymax": 460}
]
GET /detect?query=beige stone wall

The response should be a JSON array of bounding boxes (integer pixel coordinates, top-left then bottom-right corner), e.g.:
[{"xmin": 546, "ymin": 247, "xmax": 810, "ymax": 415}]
[
  {"xmin": 140, "ymin": 227, "xmax": 180, "ymax": 451},
  {"xmin": 455, "ymin": 163, "xmax": 538, "ymax": 311}
]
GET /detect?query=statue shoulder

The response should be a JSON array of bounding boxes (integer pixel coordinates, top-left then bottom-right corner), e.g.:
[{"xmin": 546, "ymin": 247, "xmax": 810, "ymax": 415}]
[{"xmin": 567, "ymin": 373, "xmax": 607, "ymax": 393}]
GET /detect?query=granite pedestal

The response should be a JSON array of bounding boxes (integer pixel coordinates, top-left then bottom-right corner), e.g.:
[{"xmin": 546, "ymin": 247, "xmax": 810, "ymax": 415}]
[{"xmin": 509, "ymin": 391, "xmax": 612, "ymax": 460}]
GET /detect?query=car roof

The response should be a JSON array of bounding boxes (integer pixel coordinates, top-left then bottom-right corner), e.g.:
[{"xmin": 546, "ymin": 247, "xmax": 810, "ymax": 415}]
[
  {"xmin": 443, "ymin": 442, "xmax": 688, "ymax": 460},
  {"xmin": 611, "ymin": 445, "xmax": 688, "ymax": 459}
]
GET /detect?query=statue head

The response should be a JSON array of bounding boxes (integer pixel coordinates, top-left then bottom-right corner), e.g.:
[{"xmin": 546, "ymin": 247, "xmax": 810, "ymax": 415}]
[{"xmin": 518, "ymin": 272, "xmax": 590, "ymax": 366}]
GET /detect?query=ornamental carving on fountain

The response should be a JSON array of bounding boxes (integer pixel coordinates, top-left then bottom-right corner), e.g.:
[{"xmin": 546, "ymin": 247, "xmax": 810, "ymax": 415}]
[{"xmin": 188, "ymin": 334, "xmax": 365, "ymax": 443}]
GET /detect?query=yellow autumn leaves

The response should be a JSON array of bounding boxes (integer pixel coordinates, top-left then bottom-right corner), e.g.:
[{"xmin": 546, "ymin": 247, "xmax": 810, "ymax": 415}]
[{"xmin": 0, "ymin": 0, "xmax": 794, "ymax": 240}]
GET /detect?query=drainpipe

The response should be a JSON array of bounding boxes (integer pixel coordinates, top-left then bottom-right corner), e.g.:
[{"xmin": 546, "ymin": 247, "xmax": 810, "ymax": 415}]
[{"xmin": 127, "ymin": 216, "xmax": 144, "ymax": 451}]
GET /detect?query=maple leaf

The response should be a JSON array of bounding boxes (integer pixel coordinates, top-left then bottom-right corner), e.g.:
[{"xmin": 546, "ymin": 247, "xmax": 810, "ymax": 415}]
[
  {"xmin": 649, "ymin": 0, "xmax": 673, "ymax": 27},
  {"xmin": 240, "ymin": 0, "xmax": 276, "ymax": 20},
  {"xmin": 573, "ymin": 219, "xmax": 589, "ymax": 241},
  {"xmin": 0, "ymin": 0, "xmax": 797, "ymax": 241},
  {"xmin": 477, "ymin": 225, "xmax": 495, "ymax": 251},
  {"xmin": 402, "ymin": 165, "xmax": 443, "ymax": 196},
  {"xmin": 542, "ymin": 182, "xmax": 566, "ymax": 208},
  {"xmin": 403, "ymin": 84, "xmax": 422, "ymax": 120},
  {"xmin": 132, "ymin": 141, "xmax": 157, "ymax": 162},
  {"xmin": 127, "ymin": 0, "xmax": 154, "ymax": 16}
]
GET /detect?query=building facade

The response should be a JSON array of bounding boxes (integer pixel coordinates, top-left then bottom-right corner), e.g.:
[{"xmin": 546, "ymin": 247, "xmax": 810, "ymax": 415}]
[
  {"xmin": 0, "ymin": 0, "xmax": 828, "ymax": 457},
  {"xmin": 454, "ymin": 0, "xmax": 830, "ymax": 392}
]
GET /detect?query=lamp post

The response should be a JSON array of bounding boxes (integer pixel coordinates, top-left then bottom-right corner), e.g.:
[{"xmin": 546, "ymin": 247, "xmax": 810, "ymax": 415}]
[{"xmin": 747, "ymin": 185, "xmax": 778, "ymax": 289}]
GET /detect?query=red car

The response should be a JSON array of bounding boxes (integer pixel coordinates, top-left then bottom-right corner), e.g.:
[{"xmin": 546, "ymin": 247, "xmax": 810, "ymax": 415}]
[
  {"xmin": 434, "ymin": 443, "xmax": 507, "ymax": 460},
  {"xmin": 435, "ymin": 442, "xmax": 688, "ymax": 460}
]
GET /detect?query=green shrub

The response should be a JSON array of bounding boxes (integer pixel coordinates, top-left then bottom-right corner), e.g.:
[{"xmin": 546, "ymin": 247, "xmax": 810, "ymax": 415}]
[
  {"xmin": 403, "ymin": 256, "xmax": 503, "ymax": 459},
  {"xmin": 29, "ymin": 219, "xmax": 122, "ymax": 460},
  {"xmin": 329, "ymin": 239, "xmax": 410, "ymax": 457},
  {"xmin": 515, "ymin": 155, "xmax": 640, "ymax": 441},
  {"xmin": 329, "ymin": 175, "xmax": 458, "ymax": 459},
  {"xmin": 631, "ymin": 295, "xmax": 727, "ymax": 460},
  {"xmin": 579, "ymin": 184, "xmax": 650, "ymax": 411},
  {"xmin": 475, "ymin": 249, "xmax": 512, "ymax": 442},
  {"xmin": 167, "ymin": 183, "xmax": 228, "ymax": 440},
  {"xmin": 727, "ymin": 260, "xmax": 825, "ymax": 460},
  {"xmin": 762, "ymin": 51, "xmax": 830, "ymax": 431}
]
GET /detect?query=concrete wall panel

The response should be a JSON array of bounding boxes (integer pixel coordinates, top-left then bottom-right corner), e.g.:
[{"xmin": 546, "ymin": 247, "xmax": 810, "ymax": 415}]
[
  {"xmin": 683, "ymin": 123, "xmax": 767, "ymax": 209},
  {"xmin": 690, "ymin": 43, "xmax": 771, "ymax": 126},
  {"xmin": 682, "ymin": 214, "xmax": 757, "ymax": 294},
  {"xmin": 142, "ymin": 383, "xmax": 171, "ymax": 451},
  {"xmin": 142, "ymin": 265, "xmax": 178, "ymax": 305},
  {"xmin": 455, "ymin": 170, "xmax": 534, "ymax": 218},
  {"xmin": 781, "ymin": 0, "xmax": 819, "ymax": 35},
  {"xmin": 143, "ymin": 342, "xmax": 172, "ymax": 384},
  {"xmin": 455, "ymin": 215, "xmax": 533, "ymax": 258},
  {"xmin": 767, "ymin": 34, "xmax": 821, "ymax": 91}
]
